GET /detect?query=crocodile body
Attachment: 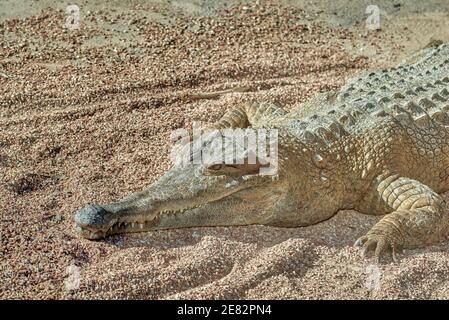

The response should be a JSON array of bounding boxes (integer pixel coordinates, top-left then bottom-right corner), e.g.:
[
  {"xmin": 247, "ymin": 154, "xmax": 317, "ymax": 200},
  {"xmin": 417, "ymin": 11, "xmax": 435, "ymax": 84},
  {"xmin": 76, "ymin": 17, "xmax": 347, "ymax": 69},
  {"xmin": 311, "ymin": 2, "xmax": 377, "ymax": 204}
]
[{"xmin": 75, "ymin": 43, "xmax": 449, "ymax": 261}]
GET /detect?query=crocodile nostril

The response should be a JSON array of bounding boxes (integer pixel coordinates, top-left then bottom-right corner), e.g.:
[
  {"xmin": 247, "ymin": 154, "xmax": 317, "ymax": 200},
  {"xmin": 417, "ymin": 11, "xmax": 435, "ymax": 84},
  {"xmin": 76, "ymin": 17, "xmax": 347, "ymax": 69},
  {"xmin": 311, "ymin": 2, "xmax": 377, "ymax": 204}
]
[{"xmin": 74, "ymin": 204, "xmax": 111, "ymax": 229}]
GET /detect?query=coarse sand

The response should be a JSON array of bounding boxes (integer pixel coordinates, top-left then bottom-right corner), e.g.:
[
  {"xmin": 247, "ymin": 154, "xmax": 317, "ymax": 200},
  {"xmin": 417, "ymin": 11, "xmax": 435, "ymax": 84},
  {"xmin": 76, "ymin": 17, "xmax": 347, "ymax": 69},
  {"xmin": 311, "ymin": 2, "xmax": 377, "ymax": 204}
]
[{"xmin": 1, "ymin": 0, "xmax": 449, "ymax": 299}]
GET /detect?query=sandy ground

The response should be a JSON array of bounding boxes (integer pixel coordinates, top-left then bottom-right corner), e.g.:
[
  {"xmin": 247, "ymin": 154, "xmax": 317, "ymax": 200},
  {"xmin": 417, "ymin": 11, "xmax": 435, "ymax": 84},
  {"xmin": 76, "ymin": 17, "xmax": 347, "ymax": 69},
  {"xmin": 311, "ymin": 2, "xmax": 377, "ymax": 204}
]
[{"xmin": 1, "ymin": 0, "xmax": 449, "ymax": 299}]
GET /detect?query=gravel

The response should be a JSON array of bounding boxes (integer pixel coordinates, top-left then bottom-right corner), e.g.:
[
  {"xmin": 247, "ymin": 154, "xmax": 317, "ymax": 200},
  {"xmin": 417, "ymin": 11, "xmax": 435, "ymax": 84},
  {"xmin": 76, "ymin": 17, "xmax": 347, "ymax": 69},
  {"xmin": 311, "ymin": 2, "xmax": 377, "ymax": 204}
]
[{"xmin": 1, "ymin": 0, "xmax": 449, "ymax": 299}]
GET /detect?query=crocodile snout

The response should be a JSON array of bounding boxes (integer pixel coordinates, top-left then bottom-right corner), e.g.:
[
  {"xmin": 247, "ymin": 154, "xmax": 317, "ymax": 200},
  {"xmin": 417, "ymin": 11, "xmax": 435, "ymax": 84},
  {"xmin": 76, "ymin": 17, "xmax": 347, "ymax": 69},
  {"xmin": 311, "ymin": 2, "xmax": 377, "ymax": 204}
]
[{"xmin": 74, "ymin": 204, "xmax": 114, "ymax": 239}]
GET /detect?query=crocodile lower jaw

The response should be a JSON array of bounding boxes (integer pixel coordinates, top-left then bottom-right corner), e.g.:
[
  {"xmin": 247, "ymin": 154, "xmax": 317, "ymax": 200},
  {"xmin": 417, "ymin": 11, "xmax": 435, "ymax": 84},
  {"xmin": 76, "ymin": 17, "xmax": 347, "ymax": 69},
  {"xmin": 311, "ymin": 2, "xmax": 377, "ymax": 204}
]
[{"xmin": 76, "ymin": 206, "xmax": 205, "ymax": 239}]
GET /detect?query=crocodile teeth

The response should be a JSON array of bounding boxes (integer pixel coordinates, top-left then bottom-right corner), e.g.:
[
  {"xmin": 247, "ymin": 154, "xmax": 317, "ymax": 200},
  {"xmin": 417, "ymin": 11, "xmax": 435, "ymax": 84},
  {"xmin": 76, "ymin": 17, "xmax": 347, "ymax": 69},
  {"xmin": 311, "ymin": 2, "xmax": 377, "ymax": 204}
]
[{"xmin": 139, "ymin": 223, "xmax": 144, "ymax": 229}]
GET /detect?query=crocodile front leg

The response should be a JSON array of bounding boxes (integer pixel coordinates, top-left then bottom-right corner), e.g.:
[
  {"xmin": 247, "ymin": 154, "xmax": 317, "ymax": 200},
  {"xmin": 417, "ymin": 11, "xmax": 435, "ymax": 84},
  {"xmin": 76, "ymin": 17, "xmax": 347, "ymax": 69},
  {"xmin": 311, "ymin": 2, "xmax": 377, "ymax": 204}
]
[
  {"xmin": 207, "ymin": 101, "xmax": 286, "ymax": 130},
  {"xmin": 186, "ymin": 102, "xmax": 286, "ymax": 145},
  {"xmin": 355, "ymin": 173, "xmax": 449, "ymax": 262}
]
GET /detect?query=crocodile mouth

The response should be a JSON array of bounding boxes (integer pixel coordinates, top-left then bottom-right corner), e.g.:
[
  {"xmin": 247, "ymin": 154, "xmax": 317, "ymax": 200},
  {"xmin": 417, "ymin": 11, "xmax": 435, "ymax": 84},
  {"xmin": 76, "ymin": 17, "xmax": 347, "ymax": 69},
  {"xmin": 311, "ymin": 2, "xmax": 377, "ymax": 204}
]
[
  {"xmin": 75, "ymin": 204, "xmax": 206, "ymax": 240},
  {"xmin": 75, "ymin": 173, "xmax": 272, "ymax": 240}
]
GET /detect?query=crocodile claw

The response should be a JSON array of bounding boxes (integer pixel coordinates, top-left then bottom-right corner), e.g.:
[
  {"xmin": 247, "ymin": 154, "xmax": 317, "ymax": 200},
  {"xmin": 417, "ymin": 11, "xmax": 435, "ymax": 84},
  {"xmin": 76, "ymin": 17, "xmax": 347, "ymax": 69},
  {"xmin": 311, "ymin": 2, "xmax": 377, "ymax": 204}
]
[{"xmin": 355, "ymin": 234, "xmax": 398, "ymax": 263}]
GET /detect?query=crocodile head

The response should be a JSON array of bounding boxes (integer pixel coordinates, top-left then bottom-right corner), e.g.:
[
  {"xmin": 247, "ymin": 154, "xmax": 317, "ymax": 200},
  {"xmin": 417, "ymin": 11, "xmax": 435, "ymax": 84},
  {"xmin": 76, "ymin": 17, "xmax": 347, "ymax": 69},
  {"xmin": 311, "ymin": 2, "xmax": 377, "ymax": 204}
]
[{"xmin": 74, "ymin": 130, "xmax": 284, "ymax": 239}]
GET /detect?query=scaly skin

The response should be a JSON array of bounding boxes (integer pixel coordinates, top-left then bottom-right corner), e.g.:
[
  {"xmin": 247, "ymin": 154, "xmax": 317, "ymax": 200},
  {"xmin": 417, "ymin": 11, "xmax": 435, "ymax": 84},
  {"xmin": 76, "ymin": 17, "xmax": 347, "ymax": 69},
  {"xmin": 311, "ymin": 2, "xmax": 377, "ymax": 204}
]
[{"xmin": 75, "ymin": 43, "xmax": 449, "ymax": 261}]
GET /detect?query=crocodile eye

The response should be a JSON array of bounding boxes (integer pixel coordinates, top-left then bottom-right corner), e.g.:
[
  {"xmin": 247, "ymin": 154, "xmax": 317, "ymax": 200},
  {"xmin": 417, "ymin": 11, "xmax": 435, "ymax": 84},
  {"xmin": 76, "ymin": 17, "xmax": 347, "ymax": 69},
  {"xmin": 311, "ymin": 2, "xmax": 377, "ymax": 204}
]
[{"xmin": 208, "ymin": 164, "xmax": 222, "ymax": 171}]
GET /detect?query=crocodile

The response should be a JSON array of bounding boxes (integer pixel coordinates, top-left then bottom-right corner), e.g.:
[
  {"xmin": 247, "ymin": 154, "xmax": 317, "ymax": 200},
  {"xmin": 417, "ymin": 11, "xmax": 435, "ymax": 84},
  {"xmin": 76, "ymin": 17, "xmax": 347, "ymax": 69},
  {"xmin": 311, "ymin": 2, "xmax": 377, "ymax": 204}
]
[{"xmin": 75, "ymin": 43, "xmax": 449, "ymax": 261}]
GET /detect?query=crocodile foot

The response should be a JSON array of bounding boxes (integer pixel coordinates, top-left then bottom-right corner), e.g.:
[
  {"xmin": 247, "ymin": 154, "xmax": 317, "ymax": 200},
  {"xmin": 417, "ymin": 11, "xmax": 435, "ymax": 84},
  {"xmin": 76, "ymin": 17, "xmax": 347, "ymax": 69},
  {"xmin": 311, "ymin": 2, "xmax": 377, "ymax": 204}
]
[{"xmin": 354, "ymin": 233, "xmax": 399, "ymax": 263}]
